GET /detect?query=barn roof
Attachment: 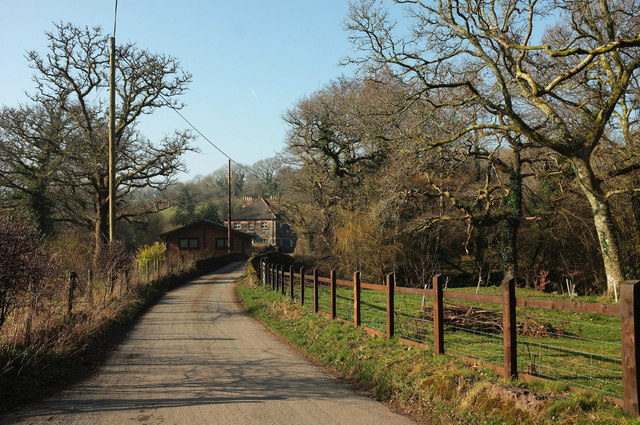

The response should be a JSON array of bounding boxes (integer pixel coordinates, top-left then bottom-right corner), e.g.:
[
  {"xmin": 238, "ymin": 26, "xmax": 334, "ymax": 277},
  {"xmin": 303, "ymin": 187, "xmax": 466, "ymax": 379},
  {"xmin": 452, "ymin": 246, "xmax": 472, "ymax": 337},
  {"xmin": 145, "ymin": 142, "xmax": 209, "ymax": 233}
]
[{"xmin": 159, "ymin": 219, "xmax": 253, "ymax": 239}]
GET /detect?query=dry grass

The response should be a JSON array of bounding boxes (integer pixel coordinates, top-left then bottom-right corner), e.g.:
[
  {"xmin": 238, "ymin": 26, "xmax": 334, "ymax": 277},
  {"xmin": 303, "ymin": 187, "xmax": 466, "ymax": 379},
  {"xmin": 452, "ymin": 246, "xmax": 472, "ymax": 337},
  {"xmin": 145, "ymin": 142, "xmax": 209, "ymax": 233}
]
[{"xmin": 0, "ymin": 260, "xmax": 192, "ymax": 412}]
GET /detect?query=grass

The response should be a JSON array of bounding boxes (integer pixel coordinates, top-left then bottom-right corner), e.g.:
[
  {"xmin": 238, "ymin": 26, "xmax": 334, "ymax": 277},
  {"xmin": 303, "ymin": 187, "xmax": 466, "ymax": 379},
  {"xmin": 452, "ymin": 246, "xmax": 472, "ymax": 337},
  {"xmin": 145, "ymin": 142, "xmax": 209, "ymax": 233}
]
[{"xmin": 239, "ymin": 262, "xmax": 635, "ymax": 424}]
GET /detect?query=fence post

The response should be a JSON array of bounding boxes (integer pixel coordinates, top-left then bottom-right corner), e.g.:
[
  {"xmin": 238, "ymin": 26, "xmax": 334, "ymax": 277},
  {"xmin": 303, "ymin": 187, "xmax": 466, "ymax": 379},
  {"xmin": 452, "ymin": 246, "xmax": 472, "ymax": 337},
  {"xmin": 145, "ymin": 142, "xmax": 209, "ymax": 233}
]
[
  {"xmin": 313, "ymin": 268, "xmax": 319, "ymax": 313},
  {"xmin": 67, "ymin": 270, "xmax": 77, "ymax": 321},
  {"xmin": 268, "ymin": 263, "xmax": 273, "ymax": 289},
  {"xmin": 300, "ymin": 267, "xmax": 305, "ymax": 306},
  {"xmin": 354, "ymin": 271, "xmax": 361, "ymax": 327},
  {"xmin": 386, "ymin": 273, "xmax": 395, "ymax": 339},
  {"xmin": 289, "ymin": 265, "xmax": 295, "ymax": 302},
  {"xmin": 621, "ymin": 280, "xmax": 640, "ymax": 416},
  {"xmin": 271, "ymin": 264, "xmax": 278, "ymax": 291},
  {"xmin": 260, "ymin": 260, "xmax": 264, "ymax": 285},
  {"xmin": 433, "ymin": 274, "xmax": 444, "ymax": 355},
  {"xmin": 281, "ymin": 265, "xmax": 285, "ymax": 295},
  {"xmin": 502, "ymin": 277, "xmax": 517, "ymax": 379},
  {"xmin": 330, "ymin": 269, "xmax": 337, "ymax": 319},
  {"xmin": 87, "ymin": 269, "xmax": 94, "ymax": 306},
  {"xmin": 276, "ymin": 264, "xmax": 280, "ymax": 292}
]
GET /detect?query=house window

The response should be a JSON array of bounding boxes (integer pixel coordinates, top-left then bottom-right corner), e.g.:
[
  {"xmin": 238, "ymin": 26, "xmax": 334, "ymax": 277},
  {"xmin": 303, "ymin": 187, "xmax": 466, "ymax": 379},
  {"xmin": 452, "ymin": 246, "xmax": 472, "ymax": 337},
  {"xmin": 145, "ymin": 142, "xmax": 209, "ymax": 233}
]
[
  {"xmin": 178, "ymin": 238, "xmax": 199, "ymax": 250},
  {"xmin": 234, "ymin": 223, "xmax": 241, "ymax": 230},
  {"xmin": 261, "ymin": 239, "xmax": 269, "ymax": 244},
  {"xmin": 248, "ymin": 222, "xmax": 254, "ymax": 230},
  {"xmin": 261, "ymin": 222, "xmax": 268, "ymax": 230},
  {"xmin": 216, "ymin": 238, "xmax": 233, "ymax": 249}
]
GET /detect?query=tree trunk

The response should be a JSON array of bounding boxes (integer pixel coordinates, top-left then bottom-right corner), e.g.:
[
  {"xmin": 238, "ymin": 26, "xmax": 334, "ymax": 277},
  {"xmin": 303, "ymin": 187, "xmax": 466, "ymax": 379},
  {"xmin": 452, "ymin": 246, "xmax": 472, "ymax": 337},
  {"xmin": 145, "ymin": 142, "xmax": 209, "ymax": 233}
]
[
  {"xmin": 572, "ymin": 157, "xmax": 625, "ymax": 296},
  {"xmin": 499, "ymin": 148, "xmax": 523, "ymax": 281},
  {"xmin": 632, "ymin": 192, "xmax": 640, "ymax": 273}
]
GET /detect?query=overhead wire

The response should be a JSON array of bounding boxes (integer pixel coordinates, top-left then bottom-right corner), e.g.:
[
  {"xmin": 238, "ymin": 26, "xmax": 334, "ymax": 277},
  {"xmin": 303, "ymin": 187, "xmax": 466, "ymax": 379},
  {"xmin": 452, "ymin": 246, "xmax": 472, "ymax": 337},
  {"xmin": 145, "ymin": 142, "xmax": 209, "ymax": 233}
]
[
  {"xmin": 156, "ymin": 92, "xmax": 264, "ymax": 181},
  {"xmin": 110, "ymin": 0, "xmax": 263, "ymax": 182}
]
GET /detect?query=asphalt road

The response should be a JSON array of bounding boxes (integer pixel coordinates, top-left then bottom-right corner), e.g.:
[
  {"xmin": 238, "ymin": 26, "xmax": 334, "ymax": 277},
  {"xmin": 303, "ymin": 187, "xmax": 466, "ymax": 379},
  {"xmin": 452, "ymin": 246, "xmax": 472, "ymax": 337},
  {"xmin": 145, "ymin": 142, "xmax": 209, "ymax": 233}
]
[{"xmin": 3, "ymin": 262, "xmax": 416, "ymax": 425}]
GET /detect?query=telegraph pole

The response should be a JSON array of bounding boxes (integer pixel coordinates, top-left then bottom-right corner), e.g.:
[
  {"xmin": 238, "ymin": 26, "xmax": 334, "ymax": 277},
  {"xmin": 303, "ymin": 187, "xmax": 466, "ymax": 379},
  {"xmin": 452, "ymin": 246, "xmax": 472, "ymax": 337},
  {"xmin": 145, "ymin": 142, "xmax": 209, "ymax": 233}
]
[
  {"xmin": 108, "ymin": 1, "xmax": 118, "ymax": 242},
  {"xmin": 108, "ymin": 35, "xmax": 116, "ymax": 242},
  {"xmin": 227, "ymin": 159, "xmax": 232, "ymax": 253}
]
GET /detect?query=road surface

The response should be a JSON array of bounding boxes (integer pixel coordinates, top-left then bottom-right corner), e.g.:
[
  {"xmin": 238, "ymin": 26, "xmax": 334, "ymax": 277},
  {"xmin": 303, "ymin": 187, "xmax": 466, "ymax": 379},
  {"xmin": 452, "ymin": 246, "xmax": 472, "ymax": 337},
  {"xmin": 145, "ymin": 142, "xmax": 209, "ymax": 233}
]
[{"xmin": 3, "ymin": 262, "xmax": 416, "ymax": 425}]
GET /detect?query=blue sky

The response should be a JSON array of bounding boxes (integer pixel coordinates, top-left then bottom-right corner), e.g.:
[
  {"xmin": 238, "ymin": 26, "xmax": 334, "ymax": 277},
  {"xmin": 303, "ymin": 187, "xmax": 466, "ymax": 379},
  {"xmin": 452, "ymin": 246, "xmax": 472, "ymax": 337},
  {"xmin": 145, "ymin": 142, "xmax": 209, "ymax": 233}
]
[{"xmin": 0, "ymin": 1, "xmax": 356, "ymax": 180}]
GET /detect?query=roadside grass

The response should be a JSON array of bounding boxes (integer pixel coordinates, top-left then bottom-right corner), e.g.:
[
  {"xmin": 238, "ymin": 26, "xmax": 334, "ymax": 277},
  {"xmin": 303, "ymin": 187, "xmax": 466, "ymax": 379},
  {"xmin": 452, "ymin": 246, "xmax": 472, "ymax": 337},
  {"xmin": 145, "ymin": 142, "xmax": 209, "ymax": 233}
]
[
  {"xmin": 0, "ymin": 271, "xmax": 195, "ymax": 413},
  {"xmin": 237, "ymin": 265, "xmax": 633, "ymax": 424}
]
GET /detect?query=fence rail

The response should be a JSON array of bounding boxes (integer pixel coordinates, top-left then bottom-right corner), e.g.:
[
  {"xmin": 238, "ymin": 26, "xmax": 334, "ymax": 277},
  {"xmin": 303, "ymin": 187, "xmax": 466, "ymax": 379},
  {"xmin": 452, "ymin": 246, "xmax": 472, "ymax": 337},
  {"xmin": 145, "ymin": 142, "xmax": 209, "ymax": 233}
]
[{"xmin": 258, "ymin": 260, "xmax": 640, "ymax": 416}]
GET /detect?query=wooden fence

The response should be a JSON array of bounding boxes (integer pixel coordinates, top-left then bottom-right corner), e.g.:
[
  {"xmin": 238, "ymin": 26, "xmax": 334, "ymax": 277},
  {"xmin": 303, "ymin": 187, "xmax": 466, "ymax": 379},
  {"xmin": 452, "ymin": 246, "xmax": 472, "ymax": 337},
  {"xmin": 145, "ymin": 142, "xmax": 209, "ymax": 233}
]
[{"xmin": 259, "ymin": 260, "xmax": 640, "ymax": 417}]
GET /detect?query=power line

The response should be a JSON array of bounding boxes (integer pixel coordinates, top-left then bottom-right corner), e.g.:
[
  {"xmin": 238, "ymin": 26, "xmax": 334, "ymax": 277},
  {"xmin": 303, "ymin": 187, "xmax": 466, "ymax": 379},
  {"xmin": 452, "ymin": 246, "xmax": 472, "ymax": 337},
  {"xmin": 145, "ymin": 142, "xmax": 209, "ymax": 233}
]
[
  {"xmin": 109, "ymin": 2, "xmax": 262, "ymax": 182},
  {"xmin": 156, "ymin": 92, "xmax": 263, "ymax": 180}
]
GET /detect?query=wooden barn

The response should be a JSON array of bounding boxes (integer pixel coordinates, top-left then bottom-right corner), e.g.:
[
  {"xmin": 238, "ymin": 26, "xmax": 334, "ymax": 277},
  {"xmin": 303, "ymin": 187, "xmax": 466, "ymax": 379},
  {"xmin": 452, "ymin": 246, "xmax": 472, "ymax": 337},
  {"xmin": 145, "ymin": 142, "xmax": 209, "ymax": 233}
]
[{"xmin": 160, "ymin": 219, "xmax": 253, "ymax": 266}]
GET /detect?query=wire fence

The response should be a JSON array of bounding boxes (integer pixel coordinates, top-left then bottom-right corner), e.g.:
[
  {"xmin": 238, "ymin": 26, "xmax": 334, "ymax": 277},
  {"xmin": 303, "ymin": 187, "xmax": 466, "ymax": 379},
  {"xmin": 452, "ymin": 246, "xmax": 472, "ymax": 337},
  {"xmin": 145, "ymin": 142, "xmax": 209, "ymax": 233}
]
[
  {"xmin": 260, "ymin": 261, "xmax": 639, "ymax": 409},
  {"xmin": 516, "ymin": 307, "xmax": 622, "ymax": 397},
  {"xmin": 335, "ymin": 289, "xmax": 354, "ymax": 323},
  {"xmin": 443, "ymin": 301, "xmax": 505, "ymax": 366},
  {"xmin": 360, "ymin": 288, "xmax": 387, "ymax": 333}
]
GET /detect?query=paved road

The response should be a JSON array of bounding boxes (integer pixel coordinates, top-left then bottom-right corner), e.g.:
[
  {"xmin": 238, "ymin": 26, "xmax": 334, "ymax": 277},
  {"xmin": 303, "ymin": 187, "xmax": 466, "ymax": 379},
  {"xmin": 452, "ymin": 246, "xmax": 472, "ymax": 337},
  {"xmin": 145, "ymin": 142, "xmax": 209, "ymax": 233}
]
[{"xmin": 3, "ymin": 262, "xmax": 416, "ymax": 425}]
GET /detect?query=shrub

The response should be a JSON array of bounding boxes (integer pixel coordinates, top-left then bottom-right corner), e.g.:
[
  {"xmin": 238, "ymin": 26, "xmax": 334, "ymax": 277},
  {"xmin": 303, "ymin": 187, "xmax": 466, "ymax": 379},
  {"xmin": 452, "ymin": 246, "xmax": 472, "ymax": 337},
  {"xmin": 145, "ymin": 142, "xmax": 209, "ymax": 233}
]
[
  {"xmin": 0, "ymin": 217, "xmax": 53, "ymax": 331},
  {"xmin": 135, "ymin": 242, "xmax": 166, "ymax": 274}
]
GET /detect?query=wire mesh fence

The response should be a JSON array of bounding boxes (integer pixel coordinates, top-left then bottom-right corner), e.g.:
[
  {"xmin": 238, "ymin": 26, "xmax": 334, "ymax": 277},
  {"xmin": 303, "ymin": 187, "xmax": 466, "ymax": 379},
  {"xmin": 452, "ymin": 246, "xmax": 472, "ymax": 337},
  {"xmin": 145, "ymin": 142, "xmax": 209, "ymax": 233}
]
[
  {"xmin": 335, "ymin": 286, "xmax": 354, "ymax": 323},
  {"xmin": 317, "ymin": 281, "xmax": 331, "ymax": 315},
  {"xmin": 516, "ymin": 307, "xmax": 622, "ymax": 398},
  {"xmin": 442, "ymin": 300, "xmax": 505, "ymax": 366},
  {"xmin": 303, "ymin": 278, "xmax": 315, "ymax": 313},
  {"xmin": 260, "ymin": 262, "xmax": 635, "ymax": 407},
  {"xmin": 360, "ymin": 288, "xmax": 387, "ymax": 333},
  {"xmin": 394, "ymin": 292, "xmax": 435, "ymax": 346}
]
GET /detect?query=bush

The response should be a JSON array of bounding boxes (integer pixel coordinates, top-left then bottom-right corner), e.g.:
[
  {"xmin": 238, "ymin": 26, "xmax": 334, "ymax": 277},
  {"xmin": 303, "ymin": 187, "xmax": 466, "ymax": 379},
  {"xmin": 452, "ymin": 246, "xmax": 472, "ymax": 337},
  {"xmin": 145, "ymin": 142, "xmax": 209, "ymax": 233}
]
[
  {"xmin": 0, "ymin": 217, "xmax": 53, "ymax": 331},
  {"xmin": 135, "ymin": 242, "xmax": 166, "ymax": 273}
]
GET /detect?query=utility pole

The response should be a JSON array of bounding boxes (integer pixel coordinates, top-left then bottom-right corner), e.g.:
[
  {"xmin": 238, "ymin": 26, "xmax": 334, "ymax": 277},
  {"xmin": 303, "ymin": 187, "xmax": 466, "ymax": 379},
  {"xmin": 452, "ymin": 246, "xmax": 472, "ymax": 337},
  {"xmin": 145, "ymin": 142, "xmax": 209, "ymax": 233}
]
[
  {"xmin": 227, "ymin": 159, "xmax": 232, "ymax": 254},
  {"xmin": 108, "ymin": 35, "xmax": 116, "ymax": 242}
]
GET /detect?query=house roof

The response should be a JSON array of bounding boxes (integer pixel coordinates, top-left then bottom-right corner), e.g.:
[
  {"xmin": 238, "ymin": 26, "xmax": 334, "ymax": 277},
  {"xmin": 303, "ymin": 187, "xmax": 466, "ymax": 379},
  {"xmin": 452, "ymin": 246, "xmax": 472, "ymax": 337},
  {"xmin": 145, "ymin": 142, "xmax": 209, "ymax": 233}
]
[
  {"xmin": 159, "ymin": 219, "xmax": 253, "ymax": 239},
  {"xmin": 232, "ymin": 196, "xmax": 279, "ymax": 221}
]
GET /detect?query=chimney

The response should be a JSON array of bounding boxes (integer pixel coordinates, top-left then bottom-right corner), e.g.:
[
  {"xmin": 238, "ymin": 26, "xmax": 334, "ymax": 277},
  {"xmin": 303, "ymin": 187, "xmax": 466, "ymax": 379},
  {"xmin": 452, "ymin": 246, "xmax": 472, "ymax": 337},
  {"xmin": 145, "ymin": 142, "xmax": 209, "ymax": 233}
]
[{"xmin": 242, "ymin": 196, "xmax": 253, "ymax": 208}]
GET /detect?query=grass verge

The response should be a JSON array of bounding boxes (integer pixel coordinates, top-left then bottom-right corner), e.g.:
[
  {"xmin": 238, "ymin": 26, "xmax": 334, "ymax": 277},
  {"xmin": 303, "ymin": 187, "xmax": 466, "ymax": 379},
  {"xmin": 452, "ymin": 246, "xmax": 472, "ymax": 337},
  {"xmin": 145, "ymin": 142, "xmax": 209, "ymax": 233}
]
[{"xmin": 236, "ymin": 260, "xmax": 635, "ymax": 424}]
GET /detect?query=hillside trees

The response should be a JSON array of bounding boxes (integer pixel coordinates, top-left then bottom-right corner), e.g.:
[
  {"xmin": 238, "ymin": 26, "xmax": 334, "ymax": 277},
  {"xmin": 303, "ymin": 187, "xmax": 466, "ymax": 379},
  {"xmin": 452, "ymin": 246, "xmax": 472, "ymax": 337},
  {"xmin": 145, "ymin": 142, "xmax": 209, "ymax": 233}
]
[
  {"xmin": 347, "ymin": 0, "xmax": 640, "ymax": 294},
  {"xmin": 0, "ymin": 23, "xmax": 194, "ymax": 261},
  {"xmin": 244, "ymin": 156, "xmax": 284, "ymax": 197}
]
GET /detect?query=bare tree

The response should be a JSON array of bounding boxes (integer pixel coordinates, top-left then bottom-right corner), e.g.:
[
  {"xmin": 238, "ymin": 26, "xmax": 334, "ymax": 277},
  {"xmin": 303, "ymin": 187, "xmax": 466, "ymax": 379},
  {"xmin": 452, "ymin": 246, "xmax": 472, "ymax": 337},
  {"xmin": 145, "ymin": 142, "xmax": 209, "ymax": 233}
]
[
  {"xmin": 245, "ymin": 156, "xmax": 285, "ymax": 197},
  {"xmin": 281, "ymin": 75, "xmax": 407, "ymax": 259},
  {"xmin": 3, "ymin": 23, "xmax": 196, "ymax": 262},
  {"xmin": 347, "ymin": 0, "xmax": 640, "ymax": 294}
]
